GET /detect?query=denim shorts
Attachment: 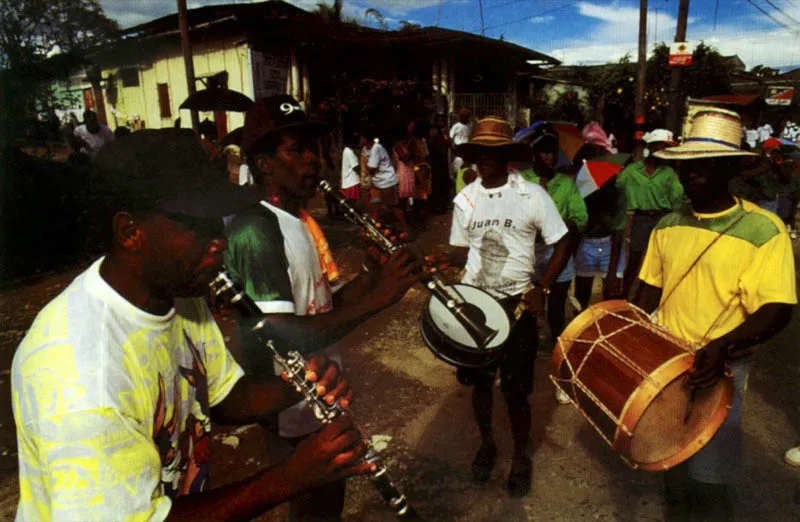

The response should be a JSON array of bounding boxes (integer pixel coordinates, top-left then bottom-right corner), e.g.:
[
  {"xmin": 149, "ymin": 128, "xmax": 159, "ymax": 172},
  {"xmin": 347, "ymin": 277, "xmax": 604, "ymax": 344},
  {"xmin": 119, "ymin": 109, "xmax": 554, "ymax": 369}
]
[
  {"xmin": 534, "ymin": 242, "xmax": 575, "ymax": 283},
  {"xmin": 687, "ymin": 358, "xmax": 749, "ymax": 485},
  {"xmin": 575, "ymin": 236, "xmax": 626, "ymax": 278}
]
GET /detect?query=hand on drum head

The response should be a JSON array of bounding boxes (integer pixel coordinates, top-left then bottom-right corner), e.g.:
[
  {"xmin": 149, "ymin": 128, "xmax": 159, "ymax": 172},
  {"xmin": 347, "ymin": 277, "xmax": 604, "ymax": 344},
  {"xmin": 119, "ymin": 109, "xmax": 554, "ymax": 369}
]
[{"xmin": 689, "ymin": 339, "xmax": 729, "ymax": 390}]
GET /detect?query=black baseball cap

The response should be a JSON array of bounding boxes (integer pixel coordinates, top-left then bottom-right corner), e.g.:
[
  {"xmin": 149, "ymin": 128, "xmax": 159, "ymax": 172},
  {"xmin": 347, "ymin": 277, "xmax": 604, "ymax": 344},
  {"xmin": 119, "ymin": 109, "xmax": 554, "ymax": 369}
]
[
  {"xmin": 241, "ymin": 94, "xmax": 328, "ymax": 154},
  {"xmin": 93, "ymin": 129, "xmax": 259, "ymax": 219}
]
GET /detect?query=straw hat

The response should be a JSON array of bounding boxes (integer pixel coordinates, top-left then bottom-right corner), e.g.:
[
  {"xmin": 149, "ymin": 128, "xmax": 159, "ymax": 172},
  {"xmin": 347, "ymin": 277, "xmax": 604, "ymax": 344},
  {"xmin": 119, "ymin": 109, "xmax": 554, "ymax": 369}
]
[
  {"xmin": 455, "ymin": 116, "xmax": 530, "ymax": 162},
  {"xmin": 653, "ymin": 107, "xmax": 757, "ymax": 160}
]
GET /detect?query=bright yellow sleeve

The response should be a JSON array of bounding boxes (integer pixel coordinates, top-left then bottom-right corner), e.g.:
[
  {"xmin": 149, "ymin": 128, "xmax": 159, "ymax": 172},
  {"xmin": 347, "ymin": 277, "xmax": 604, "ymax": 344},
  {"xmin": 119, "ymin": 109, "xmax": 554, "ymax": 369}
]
[
  {"xmin": 638, "ymin": 228, "xmax": 664, "ymax": 288},
  {"xmin": 192, "ymin": 299, "xmax": 245, "ymax": 407},
  {"xmin": 740, "ymin": 230, "xmax": 798, "ymax": 313},
  {"xmin": 17, "ymin": 408, "xmax": 170, "ymax": 522}
]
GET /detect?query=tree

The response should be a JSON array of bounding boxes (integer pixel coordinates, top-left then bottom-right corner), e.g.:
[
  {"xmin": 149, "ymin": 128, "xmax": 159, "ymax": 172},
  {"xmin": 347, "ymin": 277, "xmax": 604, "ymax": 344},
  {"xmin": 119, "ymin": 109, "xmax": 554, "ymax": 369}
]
[{"xmin": 0, "ymin": 0, "xmax": 119, "ymax": 147}]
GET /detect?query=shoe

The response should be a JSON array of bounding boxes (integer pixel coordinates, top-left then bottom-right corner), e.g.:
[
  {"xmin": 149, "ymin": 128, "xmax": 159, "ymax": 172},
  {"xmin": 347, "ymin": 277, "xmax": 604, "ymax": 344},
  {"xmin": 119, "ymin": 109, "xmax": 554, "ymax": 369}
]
[
  {"xmin": 555, "ymin": 388, "xmax": 571, "ymax": 405},
  {"xmin": 471, "ymin": 442, "xmax": 497, "ymax": 483},
  {"xmin": 507, "ymin": 455, "xmax": 532, "ymax": 497},
  {"xmin": 784, "ymin": 446, "xmax": 800, "ymax": 467}
]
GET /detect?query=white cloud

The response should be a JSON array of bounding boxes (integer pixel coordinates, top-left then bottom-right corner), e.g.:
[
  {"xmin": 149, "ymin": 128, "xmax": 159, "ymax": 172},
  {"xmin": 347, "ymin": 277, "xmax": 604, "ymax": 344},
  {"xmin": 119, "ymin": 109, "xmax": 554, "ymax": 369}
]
[
  {"xmin": 543, "ymin": 1, "xmax": 800, "ymax": 69},
  {"xmin": 530, "ymin": 15, "xmax": 555, "ymax": 24}
]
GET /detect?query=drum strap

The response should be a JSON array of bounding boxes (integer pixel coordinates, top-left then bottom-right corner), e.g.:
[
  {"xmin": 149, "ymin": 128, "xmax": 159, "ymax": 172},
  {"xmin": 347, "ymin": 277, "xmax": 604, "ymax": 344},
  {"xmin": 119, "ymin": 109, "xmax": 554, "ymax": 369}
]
[{"xmin": 654, "ymin": 205, "xmax": 752, "ymax": 348}]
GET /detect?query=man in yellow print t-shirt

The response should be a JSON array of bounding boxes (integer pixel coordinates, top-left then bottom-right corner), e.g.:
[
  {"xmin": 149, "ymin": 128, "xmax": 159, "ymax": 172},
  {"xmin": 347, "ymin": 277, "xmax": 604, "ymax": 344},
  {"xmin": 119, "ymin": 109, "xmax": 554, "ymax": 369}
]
[
  {"xmin": 633, "ymin": 108, "xmax": 796, "ymax": 522},
  {"xmin": 11, "ymin": 130, "xmax": 373, "ymax": 521}
]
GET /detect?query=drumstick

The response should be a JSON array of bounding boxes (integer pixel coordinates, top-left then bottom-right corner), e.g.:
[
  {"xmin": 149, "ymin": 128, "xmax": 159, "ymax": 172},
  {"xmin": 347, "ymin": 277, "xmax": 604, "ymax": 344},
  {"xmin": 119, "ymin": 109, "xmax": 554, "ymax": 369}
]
[{"xmin": 683, "ymin": 350, "xmax": 706, "ymax": 423}]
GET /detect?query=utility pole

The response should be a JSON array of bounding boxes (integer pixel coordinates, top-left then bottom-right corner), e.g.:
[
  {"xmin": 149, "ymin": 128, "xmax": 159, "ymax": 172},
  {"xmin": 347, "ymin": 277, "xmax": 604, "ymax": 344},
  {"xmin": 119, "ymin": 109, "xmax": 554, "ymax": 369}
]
[
  {"xmin": 478, "ymin": 0, "xmax": 486, "ymax": 36},
  {"xmin": 177, "ymin": 0, "xmax": 199, "ymax": 132},
  {"xmin": 634, "ymin": 0, "xmax": 648, "ymax": 160},
  {"xmin": 666, "ymin": 0, "xmax": 690, "ymax": 136}
]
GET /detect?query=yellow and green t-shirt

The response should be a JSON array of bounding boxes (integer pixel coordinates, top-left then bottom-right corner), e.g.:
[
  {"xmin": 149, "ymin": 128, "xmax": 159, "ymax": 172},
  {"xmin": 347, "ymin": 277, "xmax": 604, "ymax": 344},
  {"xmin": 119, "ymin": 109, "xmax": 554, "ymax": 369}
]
[
  {"xmin": 639, "ymin": 198, "xmax": 797, "ymax": 345},
  {"xmin": 617, "ymin": 160, "xmax": 684, "ymax": 212},
  {"xmin": 11, "ymin": 258, "xmax": 244, "ymax": 521}
]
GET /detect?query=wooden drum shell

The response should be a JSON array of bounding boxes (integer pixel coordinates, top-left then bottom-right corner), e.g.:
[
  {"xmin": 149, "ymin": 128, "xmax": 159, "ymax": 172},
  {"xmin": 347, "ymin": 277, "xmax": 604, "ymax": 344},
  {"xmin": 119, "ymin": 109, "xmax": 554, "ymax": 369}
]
[{"xmin": 551, "ymin": 300, "xmax": 734, "ymax": 471}]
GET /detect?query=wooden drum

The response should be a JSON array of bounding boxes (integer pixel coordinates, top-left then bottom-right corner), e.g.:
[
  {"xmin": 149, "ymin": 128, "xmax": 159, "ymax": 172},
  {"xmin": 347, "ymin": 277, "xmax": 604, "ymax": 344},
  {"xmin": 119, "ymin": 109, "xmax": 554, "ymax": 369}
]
[{"xmin": 551, "ymin": 300, "xmax": 734, "ymax": 471}]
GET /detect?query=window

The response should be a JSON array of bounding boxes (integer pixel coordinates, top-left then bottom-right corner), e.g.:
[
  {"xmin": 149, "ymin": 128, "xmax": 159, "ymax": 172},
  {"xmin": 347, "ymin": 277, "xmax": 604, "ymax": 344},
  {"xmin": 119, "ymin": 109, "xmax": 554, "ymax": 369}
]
[
  {"xmin": 157, "ymin": 83, "xmax": 171, "ymax": 119},
  {"xmin": 119, "ymin": 68, "xmax": 139, "ymax": 87}
]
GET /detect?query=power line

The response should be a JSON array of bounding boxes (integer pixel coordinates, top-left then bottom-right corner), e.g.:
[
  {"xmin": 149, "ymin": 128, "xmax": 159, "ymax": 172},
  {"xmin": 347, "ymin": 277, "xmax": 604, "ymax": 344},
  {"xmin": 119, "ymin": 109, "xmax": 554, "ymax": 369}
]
[
  {"xmin": 744, "ymin": 0, "xmax": 794, "ymax": 30},
  {"xmin": 478, "ymin": 0, "xmax": 579, "ymax": 32},
  {"xmin": 763, "ymin": 0, "xmax": 800, "ymax": 25}
]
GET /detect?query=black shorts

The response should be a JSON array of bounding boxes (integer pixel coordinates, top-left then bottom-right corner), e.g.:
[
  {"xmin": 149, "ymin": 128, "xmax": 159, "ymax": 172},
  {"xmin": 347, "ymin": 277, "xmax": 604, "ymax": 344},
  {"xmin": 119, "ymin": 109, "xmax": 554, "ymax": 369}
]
[{"xmin": 456, "ymin": 297, "xmax": 538, "ymax": 398}]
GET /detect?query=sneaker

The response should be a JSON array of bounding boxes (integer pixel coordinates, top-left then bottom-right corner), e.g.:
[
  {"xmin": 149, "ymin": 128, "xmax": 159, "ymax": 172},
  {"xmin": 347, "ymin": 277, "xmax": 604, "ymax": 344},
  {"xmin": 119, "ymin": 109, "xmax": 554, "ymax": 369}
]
[
  {"xmin": 471, "ymin": 442, "xmax": 497, "ymax": 483},
  {"xmin": 507, "ymin": 455, "xmax": 532, "ymax": 497},
  {"xmin": 784, "ymin": 446, "xmax": 800, "ymax": 467},
  {"xmin": 555, "ymin": 388, "xmax": 571, "ymax": 405}
]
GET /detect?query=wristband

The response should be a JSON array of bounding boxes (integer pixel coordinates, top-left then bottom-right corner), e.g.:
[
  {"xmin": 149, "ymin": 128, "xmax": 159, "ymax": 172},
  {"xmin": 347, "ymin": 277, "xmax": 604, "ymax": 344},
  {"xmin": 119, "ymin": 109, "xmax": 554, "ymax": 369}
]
[{"xmin": 533, "ymin": 284, "xmax": 551, "ymax": 296}]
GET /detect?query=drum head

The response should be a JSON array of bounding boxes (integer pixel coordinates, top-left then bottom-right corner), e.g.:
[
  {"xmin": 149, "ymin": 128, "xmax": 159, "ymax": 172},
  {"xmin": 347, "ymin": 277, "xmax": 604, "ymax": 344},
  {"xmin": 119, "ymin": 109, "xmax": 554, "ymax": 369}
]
[
  {"xmin": 426, "ymin": 284, "xmax": 510, "ymax": 350},
  {"xmin": 626, "ymin": 371, "xmax": 734, "ymax": 470}
]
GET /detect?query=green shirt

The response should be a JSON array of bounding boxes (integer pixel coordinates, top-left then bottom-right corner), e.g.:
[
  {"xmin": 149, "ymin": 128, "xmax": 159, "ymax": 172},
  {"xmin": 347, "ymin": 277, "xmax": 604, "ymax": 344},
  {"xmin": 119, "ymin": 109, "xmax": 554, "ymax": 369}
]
[
  {"xmin": 584, "ymin": 185, "xmax": 628, "ymax": 237},
  {"xmin": 616, "ymin": 160, "xmax": 684, "ymax": 211},
  {"xmin": 729, "ymin": 170, "xmax": 781, "ymax": 202},
  {"xmin": 517, "ymin": 168, "xmax": 588, "ymax": 232}
]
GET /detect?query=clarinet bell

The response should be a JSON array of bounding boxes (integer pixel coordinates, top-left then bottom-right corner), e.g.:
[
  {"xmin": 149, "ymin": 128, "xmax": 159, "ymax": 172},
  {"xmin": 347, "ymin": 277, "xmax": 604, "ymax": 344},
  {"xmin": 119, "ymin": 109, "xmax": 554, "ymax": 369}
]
[{"xmin": 454, "ymin": 302, "xmax": 499, "ymax": 350}]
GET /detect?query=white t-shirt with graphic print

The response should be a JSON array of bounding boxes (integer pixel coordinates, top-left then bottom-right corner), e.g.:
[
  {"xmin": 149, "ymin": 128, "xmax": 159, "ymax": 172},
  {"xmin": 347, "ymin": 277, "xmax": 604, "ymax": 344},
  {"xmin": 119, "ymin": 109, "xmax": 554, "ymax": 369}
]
[{"xmin": 450, "ymin": 173, "xmax": 568, "ymax": 299}]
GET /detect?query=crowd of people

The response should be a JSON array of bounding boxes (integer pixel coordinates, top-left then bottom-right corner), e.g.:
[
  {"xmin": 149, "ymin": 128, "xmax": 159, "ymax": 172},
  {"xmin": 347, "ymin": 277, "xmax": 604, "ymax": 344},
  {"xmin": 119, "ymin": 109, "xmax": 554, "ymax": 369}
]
[{"xmin": 9, "ymin": 93, "xmax": 800, "ymax": 522}]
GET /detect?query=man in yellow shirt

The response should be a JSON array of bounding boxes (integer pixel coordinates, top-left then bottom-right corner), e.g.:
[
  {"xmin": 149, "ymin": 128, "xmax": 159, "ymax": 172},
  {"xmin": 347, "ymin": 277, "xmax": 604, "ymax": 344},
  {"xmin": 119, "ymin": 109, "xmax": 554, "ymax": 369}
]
[
  {"xmin": 12, "ymin": 130, "xmax": 370, "ymax": 521},
  {"xmin": 633, "ymin": 108, "xmax": 796, "ymax": 521}
]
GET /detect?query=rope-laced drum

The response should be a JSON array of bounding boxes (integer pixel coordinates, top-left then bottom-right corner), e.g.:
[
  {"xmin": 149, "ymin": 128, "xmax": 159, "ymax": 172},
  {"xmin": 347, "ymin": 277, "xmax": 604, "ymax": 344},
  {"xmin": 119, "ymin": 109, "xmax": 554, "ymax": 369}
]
[{"xmin": 551, "ymin": 300, "xmax": 733, "ymax": 471}]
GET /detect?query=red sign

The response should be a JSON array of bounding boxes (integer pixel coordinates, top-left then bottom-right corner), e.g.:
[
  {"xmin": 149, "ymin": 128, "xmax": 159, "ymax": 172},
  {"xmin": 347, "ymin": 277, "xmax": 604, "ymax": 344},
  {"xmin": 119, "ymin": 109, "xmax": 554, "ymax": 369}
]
[
  {"xmin": 669, "ymin": 42, "xmax": 693, "ymax": 67},
  {"xmin": 766, "ymin": 86, "xmax": 794, "ymax": 106}
]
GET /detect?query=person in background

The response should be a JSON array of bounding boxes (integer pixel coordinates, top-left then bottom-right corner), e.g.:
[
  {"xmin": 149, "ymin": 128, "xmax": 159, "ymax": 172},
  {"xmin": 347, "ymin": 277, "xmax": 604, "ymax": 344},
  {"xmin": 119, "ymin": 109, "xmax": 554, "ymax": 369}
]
[
  {"xmin": 429, "ymin": 113, "xmax": 453, "ymax": 214},
  {"xmin": 618, "ymin": 129, "xmax": 684, "ymax": 297},
  {"xmin": 450, "ymin": 108, "xmax": 473, "ymax": 176},
  {"xmin": 361, "ymin": 128, "xmax": 405, "ymax": 227},
  {"xmin": 766, "ymin": 139, "xmax": 799, "ymax": 238},
  {"xmin": 341, "ymin": 130, "xmax": 362, "ymax": 207},
  {"xmin": 515, "ymin": 124, "xmax": 587, "ymax": 404},
  {"xmin": 393, "ymin": 125, "xmax": 416, "ymax": 214},
  {"xmin": 73, "ymin": 109, "xmax": 114, "ymax": 160},
  {"xmin": 757, "ymin": 121, "xmax": 774, "ymax": 144},
  {"xmin": 581, "ymin": 121, "xmax": 614, "ymax": 156},
  {"xmin": 781, "ymin": 118, "xmax": 800, "ymax": 143},
  {"xmin": 729, "ymin": 146, "xmax": 781, "ymax": 214}
]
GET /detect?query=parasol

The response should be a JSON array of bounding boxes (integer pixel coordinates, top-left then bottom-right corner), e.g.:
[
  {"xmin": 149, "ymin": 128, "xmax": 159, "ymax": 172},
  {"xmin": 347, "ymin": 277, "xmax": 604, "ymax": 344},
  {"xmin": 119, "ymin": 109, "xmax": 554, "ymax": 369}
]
[
  {"xmin": 513, "ymin": 121, "xmax": 584, "ymax": 168},
  {"xmin": 179, "ymin": 88, "xmax": 254, "ymax": 112},
  {"xmin": 575, "ymin": 153, "xmax": 632, "ymax": 198}
]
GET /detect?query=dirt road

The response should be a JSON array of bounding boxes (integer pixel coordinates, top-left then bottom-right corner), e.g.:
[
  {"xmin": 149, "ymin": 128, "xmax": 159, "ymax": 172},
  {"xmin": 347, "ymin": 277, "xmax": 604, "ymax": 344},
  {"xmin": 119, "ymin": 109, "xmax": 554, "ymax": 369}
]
[{"xmin": 1, "ymin": 209, "xmax": 799, "ymax": 521}]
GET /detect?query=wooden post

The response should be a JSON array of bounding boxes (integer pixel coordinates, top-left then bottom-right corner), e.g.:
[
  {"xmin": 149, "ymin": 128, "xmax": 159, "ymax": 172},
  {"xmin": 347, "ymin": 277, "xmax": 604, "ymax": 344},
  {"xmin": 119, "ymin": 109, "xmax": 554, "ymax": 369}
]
[
  {"xmin": 177, "ymin": 0, "xmax": 198, "ymax": 132},
  {"xmin": 666, "ymin": 0, "xmax": 690, "ymax": 136},
  {"xmin": 634, "ymin": 0, "xmax": 648, "ymax": 160}
]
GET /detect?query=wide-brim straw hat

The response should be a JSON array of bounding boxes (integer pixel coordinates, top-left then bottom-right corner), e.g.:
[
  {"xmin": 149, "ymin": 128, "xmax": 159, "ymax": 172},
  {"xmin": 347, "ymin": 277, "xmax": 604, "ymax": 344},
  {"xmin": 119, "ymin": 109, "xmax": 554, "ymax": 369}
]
[
  {"xmin": 653, "ymin": 107, "xmax": 757, "ymax": 161},
  {"xmin": 455, "ymin": 116, "xmax": 530, "ymax": 162}
]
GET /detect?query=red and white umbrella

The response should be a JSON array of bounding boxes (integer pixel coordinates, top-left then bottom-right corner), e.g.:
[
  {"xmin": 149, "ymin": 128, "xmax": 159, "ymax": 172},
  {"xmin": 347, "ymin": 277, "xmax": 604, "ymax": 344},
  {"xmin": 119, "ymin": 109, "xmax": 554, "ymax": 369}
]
[{"xmin": 575, "ymin": 153, "xmax": 632, "ymax": 198}]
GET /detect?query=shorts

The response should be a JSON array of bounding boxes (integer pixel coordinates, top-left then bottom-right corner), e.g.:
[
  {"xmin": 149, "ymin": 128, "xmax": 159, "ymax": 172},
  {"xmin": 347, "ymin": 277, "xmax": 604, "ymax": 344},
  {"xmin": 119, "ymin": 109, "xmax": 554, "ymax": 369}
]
[
  {"xmin": 575, "ymin": 236, "xmax": 626, "ymax": 278},
  {"xmin": 630, "ymin": 212, "xmax": 668, "ymax": 254},
  {"xmin": 533, "ymin": 242, "xmax": 575, "ymax": 283},
  {"xmin": 341, "ymin": 185, "xmax": 360, "ymax": 201},
  {"xmin": 688, "ymin": 359, "xmax": 749, "ymax": 484},
  {"xmin": 456, "ymin": 297, "xmax": 538, "ymax": 398},
  {"xmin": 369, "ymin": 185, "xmax": 399, "ymax": 206}
]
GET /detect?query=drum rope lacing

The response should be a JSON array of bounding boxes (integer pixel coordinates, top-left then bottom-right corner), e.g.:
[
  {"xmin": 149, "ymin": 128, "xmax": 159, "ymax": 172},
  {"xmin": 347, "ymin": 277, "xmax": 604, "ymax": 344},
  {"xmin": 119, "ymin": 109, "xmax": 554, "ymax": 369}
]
[{"xmin": 551, "ymin": 303, "xmax": 695, "ymax": 448}]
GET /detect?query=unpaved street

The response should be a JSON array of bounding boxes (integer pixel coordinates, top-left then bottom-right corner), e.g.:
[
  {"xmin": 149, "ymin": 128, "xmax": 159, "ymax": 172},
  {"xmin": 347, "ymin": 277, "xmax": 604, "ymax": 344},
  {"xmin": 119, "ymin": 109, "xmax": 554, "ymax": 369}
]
[{"xmin": 1, "ymin": 206, "xmax": 799, "ymax": 521}]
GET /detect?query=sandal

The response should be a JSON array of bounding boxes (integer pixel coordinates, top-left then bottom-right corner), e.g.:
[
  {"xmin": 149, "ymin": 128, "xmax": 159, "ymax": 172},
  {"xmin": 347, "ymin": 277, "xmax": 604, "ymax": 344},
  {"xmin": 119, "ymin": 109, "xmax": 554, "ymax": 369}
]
[{"xmin": 471, "ymin": 442, "xmax": 497, "ymax": 483}]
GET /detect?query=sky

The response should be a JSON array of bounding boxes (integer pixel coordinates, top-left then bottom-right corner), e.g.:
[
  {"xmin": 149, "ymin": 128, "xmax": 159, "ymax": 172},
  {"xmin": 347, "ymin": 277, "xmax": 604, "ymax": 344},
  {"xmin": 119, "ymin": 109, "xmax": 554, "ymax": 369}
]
[{"xmin": 99, "ymin": 0, "xmax": 800, "ymax": 71}]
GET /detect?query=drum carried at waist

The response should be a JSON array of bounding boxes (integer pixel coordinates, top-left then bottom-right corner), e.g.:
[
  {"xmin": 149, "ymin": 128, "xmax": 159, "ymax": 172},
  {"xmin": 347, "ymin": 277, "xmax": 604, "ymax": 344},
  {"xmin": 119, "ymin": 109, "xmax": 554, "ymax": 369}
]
[
  {"xmin": 551, "ymin": 300, "xmax": 733, "ymax": 471},
  {"xmin": 420, "ymin": 283, "xmax": 511, "ymax": 368}
]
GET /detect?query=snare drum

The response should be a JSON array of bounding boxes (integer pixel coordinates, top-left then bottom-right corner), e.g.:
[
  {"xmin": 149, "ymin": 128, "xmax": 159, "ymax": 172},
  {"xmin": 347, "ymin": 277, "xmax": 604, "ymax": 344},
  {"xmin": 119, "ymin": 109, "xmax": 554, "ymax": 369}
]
[
  {"xmin": 419, "ymin": 284, "xmax": 511, "ymax": 368},
  {"xmin": 551, "ymin": 300, "xmax": 734, "ymax": 471}
]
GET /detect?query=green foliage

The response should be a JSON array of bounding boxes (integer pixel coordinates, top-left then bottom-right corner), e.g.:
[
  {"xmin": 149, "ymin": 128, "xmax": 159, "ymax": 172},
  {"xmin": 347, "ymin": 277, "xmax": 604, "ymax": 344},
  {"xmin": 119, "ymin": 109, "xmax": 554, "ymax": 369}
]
[{"xmin": 0, "ymin": 0, "xmax": 119, "ymax": 148}]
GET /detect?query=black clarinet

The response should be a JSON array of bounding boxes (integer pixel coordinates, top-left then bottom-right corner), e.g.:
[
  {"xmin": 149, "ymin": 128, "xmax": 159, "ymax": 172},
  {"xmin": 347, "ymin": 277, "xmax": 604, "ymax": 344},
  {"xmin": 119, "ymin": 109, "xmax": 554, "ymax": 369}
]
[{"xmin": 210, "ymin": 271, "xmax": 423, "ymax": 520}]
